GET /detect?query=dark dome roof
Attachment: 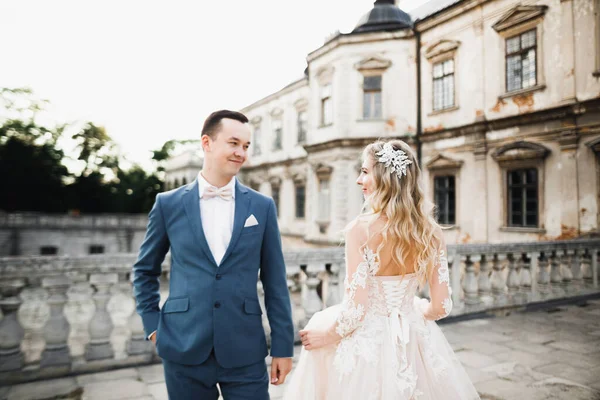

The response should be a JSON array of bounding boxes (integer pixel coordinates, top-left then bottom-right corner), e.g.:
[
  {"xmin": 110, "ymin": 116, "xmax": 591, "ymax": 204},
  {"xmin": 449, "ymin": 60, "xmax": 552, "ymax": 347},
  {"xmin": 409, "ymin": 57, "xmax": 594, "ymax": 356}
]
[{"xmin": 352, "ymin": 0, "xmax": 413, "ymax": 34}]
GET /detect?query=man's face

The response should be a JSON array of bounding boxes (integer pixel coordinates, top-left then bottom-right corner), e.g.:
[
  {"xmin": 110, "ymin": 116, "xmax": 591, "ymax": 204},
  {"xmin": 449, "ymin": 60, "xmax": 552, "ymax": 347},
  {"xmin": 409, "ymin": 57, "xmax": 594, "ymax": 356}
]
[{"xmin": 202, "ymin": 118, "xmax": 251, "ymax": 178}]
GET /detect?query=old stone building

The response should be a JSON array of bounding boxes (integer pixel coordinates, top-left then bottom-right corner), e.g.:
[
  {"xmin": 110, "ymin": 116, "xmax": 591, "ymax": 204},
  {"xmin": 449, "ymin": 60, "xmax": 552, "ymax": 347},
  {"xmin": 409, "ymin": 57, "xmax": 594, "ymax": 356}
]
[{"xmin": 235, "ymin": 0, "xmax": 600, "ymax": 247}]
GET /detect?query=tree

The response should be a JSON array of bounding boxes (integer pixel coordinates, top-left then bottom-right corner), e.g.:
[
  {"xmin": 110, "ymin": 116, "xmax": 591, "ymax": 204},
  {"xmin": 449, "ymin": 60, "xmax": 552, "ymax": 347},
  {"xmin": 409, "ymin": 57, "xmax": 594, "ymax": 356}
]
[
  {"xmin": 0, "ymin": 88, "xmax": 71, "ymax": 212},
  {"xmin": 0, "ymin": 87, "xmax": 167, "ymax": 214}
]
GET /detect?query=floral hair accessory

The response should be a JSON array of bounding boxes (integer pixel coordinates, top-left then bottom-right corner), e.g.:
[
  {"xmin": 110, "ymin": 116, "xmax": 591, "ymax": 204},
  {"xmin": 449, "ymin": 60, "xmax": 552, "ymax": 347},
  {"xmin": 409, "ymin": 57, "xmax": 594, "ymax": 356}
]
[{"xmin": 376, "ymin": 143, "xmax": 413, "ymax": 178}]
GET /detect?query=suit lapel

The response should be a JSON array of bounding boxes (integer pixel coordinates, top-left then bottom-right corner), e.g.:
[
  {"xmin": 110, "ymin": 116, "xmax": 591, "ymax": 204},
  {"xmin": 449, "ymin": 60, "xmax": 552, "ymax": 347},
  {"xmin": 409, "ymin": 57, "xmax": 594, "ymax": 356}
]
[
  {"xmin": 182, "ymin": 179, "xmax": 218, "ymax": 267},
  {"xmin": 220, "ymin": 181, "xmax": 250, "ymax": 267}
]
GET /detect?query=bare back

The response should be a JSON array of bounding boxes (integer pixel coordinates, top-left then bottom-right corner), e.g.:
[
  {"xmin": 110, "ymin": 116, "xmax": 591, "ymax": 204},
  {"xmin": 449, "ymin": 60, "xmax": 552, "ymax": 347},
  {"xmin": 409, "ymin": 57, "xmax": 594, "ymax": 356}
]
[{"xmin": 362, "ymin": 217, "xmax": 418, "ymax": 277}]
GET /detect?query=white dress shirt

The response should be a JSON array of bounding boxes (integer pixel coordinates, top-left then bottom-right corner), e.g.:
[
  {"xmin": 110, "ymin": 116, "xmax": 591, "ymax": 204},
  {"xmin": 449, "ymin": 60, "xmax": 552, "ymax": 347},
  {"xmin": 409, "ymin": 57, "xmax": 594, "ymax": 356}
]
[{"xmin": 197, "ymin": 172, "xmax": 236, "ymax": 266}]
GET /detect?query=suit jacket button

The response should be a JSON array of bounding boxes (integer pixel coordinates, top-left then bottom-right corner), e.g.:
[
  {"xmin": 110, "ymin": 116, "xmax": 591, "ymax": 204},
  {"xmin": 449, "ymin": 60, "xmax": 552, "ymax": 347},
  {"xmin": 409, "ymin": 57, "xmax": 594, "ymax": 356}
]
[
  {"xmin": 216, "ymin": 274, "xmax": 222, "ymax": 280},
  {"xmin": 214, "ymin": 302, "xmax": 221, "ymax": 308}
]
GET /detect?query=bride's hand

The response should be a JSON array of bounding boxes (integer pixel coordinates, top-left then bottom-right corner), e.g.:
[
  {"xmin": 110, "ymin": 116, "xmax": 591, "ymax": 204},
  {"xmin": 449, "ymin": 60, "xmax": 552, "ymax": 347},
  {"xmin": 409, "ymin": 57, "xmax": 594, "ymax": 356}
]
[{"xmin": 299, "ymin": 327, "xmax": 340, "ymax": 350}]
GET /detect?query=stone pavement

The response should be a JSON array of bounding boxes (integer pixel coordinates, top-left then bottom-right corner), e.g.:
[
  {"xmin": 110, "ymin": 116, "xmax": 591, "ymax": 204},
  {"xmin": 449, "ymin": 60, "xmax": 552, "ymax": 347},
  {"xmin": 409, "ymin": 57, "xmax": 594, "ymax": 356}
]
[{"xmin": 3, "ymin": 299, "xmax": 600, "ymax": 400}]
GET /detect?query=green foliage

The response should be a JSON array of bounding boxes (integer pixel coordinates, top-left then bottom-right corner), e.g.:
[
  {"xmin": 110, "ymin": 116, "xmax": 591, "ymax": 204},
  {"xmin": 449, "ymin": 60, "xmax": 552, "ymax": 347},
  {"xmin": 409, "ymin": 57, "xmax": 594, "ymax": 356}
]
[{"xmin": 0, "ymin": 87, "xmax": 168, "ymax": 214}]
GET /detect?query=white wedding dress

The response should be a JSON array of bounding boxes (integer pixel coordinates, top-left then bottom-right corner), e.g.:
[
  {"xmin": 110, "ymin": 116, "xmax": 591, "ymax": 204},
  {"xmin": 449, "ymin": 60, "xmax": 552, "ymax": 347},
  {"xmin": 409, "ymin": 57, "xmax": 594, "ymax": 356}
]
[{"xmin": 283, "ymin": 240, "xmax": 480, "ymax": 400}]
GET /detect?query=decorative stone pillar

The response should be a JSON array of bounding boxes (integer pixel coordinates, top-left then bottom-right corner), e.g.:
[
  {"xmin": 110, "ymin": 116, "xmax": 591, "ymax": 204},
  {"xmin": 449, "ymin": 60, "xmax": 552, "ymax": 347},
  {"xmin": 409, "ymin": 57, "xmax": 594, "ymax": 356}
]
[
  {"xmin": 286, "ymin": 268, "xmax": 301, "ymax": 344},
  {"xmin": 592, "ymin": 249, "xmax": 599, "ymax": 288},
  {"xmin": 570, "ymin": 249, "xmax": 583, "ymax": 289},
  {"xmin": 325, "ymin": 263, "xmax": 342, "ymax": 307},
  {"xmin": 550, "ymin": 251, "xmax": 564, "ymax": 296},
  {"xmin": 462, "ymin": 255, "xmax": 479, "ymax": 305},
  {"xmin": 582, "ymin": 249, "xmax": 592, "ymax": 285},
  {"xmin": 85, "ymin": 273, "xmax": 118, "ymax": 361},
  {"xmin": 0, "ymin": 279, "xmax": 26, "ymax": 372},
  {"xmin": 560, "ymin": 250, "xmax": 573, "ymax": 291},
  {"xmin": 520, "ymin": 254, "xmax": 532, "ymax": 290},
  {"xmin": 40, "ymin": 276, "xmax": 72, "ymax": 368},
  {"xmin": 126, "ymin": 286, "xmax": 153, "ymax": 357},
  {"xmin": 450, "ymin": 252, "xmax": 462, "ymax": 309},
  {"xmin": 478, "ymin": 255, "xmax": 492, "ymax": 303},
  {"xmin": 491, "ymin": 254, "xmax": 506, "ymax": 302},
  {"xmin": 537, "ymin": 252, "xmax": 551, "ymax": 297},
  {"xmin": 301, "ymin": 265, "xmax": 323, "ymax": 328},
  {"xmin": 506, "ymin": 253, "xmax": 520, "ymax": 300}
]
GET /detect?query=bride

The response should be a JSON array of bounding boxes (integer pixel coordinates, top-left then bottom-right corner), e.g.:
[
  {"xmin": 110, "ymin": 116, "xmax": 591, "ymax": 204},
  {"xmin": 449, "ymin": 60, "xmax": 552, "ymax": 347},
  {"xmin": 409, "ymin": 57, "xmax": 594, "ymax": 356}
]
[{"xmin": 282, "ymin": 140, "xmax": 480, "ymax": 400}]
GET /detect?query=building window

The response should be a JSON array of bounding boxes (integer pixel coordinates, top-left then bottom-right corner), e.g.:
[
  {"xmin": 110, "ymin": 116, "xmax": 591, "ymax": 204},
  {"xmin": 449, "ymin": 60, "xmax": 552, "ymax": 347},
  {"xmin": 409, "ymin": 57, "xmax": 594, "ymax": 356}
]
[
  {"xmin": 320, "ymin": 84, "xmax": 332, "ymax": 126},
  {"xmin": 507, "ymin": 168, "xmax": 538, "ymax": 227},
  {"xmin": 297, "ymin": 111, "xmax": 307, "ymax": 144},
  {"xmin": 182, "ymin": 177, "xmax": 187, "ymax": 185},
  {"xmin": 506, "ymin": 29, "xmax": 537, "ymax": 92},
  {"xmin": 433, "ymin": 59, "xmax": 455, "ymax": 111},
  {"xmin": 295, "ymin": 184, "xmax": 305, "ymax": 219},
  {"xmin": 272, "ymin": 185, "xmax": 280, "ymax": 217},
  {"xmin": 433, "ymin": 175, "xmax": 456, "ymax": 225},
  {"xmin": 40, "ymin": 246, "xmax": 58, "ymax": 255},
  {"xmin": 363, "ymin": 75, "xmax": 382, "ymax": 119},
  {"xmin": 272, "ymin": 120, "xmax": 283, "ymax": 151},
  {"xmin": 317, "ymin": 178, "xmax": 330, "ymax": 222},
  {"xmin": 253, "ymin": 127, "xmax": 262, "ymax": 156},
  {"xmin": 89, "ymin": 245, "xmax": 105, "ymax": 254}
]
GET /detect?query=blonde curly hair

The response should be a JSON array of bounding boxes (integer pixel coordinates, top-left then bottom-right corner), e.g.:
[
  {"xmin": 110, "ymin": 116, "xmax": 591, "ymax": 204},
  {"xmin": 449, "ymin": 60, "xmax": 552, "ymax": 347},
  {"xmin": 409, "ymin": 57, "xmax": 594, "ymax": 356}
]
[{"xmin": 356, "ymin": 139, "xmax": 444, "ymax": 286}]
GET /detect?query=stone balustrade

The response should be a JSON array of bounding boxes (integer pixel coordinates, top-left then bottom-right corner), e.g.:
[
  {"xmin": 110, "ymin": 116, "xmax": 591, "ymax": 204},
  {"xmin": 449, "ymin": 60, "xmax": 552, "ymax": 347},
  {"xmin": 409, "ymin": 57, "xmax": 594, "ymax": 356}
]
[
  {"xmin": 0, "ymin": 239, "xmax": 598, "ymax": 385},
  {"xmin": 0, "ymin": 213, "xmax": 149, "ymax": 230}
]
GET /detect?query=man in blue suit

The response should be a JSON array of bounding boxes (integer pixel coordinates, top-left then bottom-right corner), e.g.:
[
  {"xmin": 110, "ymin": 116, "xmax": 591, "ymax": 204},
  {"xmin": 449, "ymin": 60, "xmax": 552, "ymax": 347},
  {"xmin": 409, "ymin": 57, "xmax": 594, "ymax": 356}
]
[{"xmin": 132, "ymin": 110, "xmax": 294, "ymax": 399}]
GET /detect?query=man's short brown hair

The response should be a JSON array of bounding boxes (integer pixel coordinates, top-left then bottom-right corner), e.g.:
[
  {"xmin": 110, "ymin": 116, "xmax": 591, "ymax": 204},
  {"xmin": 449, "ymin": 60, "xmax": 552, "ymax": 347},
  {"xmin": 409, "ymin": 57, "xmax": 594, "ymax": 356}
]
[{"xmin": 201, "ymin": 110, "xmax": 249, "ymax": 139}]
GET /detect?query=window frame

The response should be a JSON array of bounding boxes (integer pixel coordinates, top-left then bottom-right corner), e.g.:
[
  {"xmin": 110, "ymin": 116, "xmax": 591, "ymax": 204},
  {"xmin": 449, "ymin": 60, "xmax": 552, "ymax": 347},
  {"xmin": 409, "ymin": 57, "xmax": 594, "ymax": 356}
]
[
  {"xmin": 295, "ymin": 182, "xmax": 306, "ymax": 219},
  {"xmin": 506, "ymin": 168, "xmax": 539, "ymax": 228},
  {"xmin": 362, "ymin": 75, "xmax": 383, "ymax": 120},
  {"xmin": 320, "ymin": 84, "xmax": 333, "ymax": 127},
  {"xmin": 505, "ymin": 28, "xmax": 538, "ymax": 93},
  {"xmin": 272, "ymin": 118, "xmax": 283, "ymax": 151},
  {"xmin": 433, "ymin": 174, "xmax": 457, "ymax": 225},
  {"xmin": 432, "ymin": 58, "xmax": 456, "ymax": 112}
]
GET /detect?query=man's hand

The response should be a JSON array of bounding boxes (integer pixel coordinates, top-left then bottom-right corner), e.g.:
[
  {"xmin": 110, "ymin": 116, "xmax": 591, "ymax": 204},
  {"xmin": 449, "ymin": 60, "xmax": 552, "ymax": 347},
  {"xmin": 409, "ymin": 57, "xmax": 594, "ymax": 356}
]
[
  {"xmin": 299, "ymin": 327, "xmax": 340, "ymax": 351},
  {"xmin": 270, "ymin": 357, "xmax": 292, "ymax": 385},
  {"xmin": 149, "ymin": 331, "xmax": 157, "ymax": 345}
]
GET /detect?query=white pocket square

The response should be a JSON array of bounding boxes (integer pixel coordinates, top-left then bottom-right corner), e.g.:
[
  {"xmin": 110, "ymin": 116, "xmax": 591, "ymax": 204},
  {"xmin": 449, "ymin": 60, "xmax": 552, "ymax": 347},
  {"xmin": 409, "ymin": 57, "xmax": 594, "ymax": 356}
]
[{"xmin": 244, "ymin": 214, "xmax": 259, "ymax": 227}]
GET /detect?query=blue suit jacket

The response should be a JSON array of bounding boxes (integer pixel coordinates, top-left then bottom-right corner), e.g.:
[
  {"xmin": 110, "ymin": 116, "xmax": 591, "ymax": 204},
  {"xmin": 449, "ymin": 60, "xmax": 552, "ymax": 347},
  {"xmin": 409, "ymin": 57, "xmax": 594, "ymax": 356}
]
[{"xmin": 132, "ymin": 179, "xmax": 294, "ymax": 368}]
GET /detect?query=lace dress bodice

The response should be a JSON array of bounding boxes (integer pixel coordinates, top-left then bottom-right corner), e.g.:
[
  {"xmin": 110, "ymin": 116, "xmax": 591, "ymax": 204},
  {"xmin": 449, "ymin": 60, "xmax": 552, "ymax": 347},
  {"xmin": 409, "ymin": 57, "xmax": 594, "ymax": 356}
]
[{"xmin": 369, "ymin": 275, "xmax": 420, "ymax": 318}]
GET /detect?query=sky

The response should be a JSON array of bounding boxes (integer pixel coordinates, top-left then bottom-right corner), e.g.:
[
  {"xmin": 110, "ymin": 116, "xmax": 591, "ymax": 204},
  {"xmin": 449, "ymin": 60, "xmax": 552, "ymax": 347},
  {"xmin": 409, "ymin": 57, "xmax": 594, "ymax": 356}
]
[{"xmin": 0, "ymin": 0, "xmax": 428, "ymax": 170}]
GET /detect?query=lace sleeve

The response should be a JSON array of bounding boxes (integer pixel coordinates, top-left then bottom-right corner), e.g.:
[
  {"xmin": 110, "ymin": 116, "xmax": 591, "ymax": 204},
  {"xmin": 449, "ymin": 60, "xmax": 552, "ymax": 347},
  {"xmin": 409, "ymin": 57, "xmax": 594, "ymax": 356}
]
[
  {"xmin": 334, "ymin": 225, "xmax": 378, "ymax": 338},
  {"xmin": 422, "ymin": 242, "xmax": 453, "ymax": 321}
]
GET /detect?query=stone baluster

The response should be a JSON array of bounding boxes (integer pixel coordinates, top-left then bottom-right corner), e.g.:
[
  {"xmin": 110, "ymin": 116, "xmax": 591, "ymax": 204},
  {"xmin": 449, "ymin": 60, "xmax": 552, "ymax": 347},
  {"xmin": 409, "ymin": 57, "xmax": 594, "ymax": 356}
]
[
  {"xmin": 506, "ymin": 253, "xmax": 520, "ymax": 301},
  {"xmin": 286, "ymin": 267, "xmax": 301, "ymax": 343},
  {"xmin": 450, "ymin": 252, "xmax": 462, "ymax": 310},
  {"xmin": 530, "ymin": 252, "xmax": 539, "ymax": 296},
  {"xmin": 491, "ymin": 254, "xmax": 506, "ymax": 304},
  {"xmin": 40, "ymin": 276, "xmax": 72, "ymax": 368},
  {"xmin": 301, "ymin": 264, "xmax": 324, "ymax": 328},
  {"xmin": 0, "ymin": 279, "xmax": 26, "ymax": 372},
  {"xmin": 463, "ymin": 255, "xmax": 479, "ymax": 305},
  {"xmin": 478, "ymin": 255, "xmax": 492, "ymax": 303},
  {"xmin": 570, "ymin": 249, "xmax": 583, "ymax": 289},
  {"xmin": 326, "ymin": 263, "xmax": 342, "ymax": 307},
  {"xmin": 85, "ymin": 273, "xmax": 118, "ymax": 361},
  {"xmin": 520, "ymin": 253, "xmax": 533, "ymax": 301},
  {"xmin": 581, "ymin": 249, "xmax": 592, "ymax": 285},
  {"xmin": 550, "ymin": 251, "xmax": 564, "ymax": 296},
  {"xmin": 592, "ymin": 249, "xmax": 599, "ymax": 288},
  {"xmin": 560, "ymin": 250, "xmax": 573, "ymax": 291},
  {"xmin": 126, "ymin": 285, "xmax": 153, "ymax": 358},
  {"xmin": 537, "ymin": 252, "xmax": 551, "ymax": 298}
]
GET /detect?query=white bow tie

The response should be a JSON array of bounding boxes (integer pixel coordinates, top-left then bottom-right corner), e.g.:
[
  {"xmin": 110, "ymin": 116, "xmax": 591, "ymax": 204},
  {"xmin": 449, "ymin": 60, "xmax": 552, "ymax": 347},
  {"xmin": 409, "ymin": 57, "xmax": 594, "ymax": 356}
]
[{"xmin": 203, "ymin": 186, "xmax": 233, "ymax": 201}]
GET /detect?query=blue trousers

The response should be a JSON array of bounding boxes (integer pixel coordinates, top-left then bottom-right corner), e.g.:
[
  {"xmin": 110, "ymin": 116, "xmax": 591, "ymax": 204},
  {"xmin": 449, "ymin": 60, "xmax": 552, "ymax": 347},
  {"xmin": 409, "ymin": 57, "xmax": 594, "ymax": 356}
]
[{"xmin": 162, "ymin": 350, "xmax": 270, "ymax": 400}]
